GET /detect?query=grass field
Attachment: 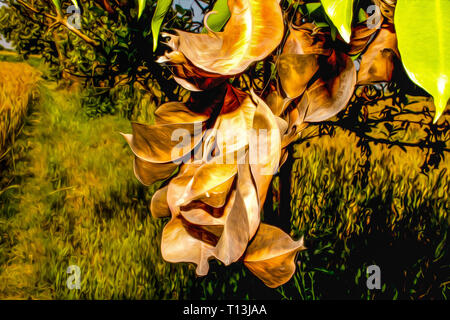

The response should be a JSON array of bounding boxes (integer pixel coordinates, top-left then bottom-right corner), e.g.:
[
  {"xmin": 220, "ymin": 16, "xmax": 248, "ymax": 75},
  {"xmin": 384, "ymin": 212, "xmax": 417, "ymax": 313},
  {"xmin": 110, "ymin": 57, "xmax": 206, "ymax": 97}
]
[
  {"xmin": 0, "ymin": 61, "xmax": 40, "ymax": 155},
  {"xmin": 0, "ymin": 58, "xmax": 448, "ymax": 300},
  {"xmin": 0, "ymin": 77, "xmax": 196, "ymax": 299}
]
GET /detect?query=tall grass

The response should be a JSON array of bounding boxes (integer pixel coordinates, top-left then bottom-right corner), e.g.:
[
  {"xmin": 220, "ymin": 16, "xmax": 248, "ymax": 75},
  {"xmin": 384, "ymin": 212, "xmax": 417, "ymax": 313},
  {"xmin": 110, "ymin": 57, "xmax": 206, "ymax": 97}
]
[
  {"xmin": 0, "ymin": 61, "xmax": 40, "ymax": 156},
  {"xmin": 0, "ymin": 80, "xmax": 197, "ymax": 299},
  {"xmin": 282, "ymin": 105, "xmax": 449, "ymax": 300}
]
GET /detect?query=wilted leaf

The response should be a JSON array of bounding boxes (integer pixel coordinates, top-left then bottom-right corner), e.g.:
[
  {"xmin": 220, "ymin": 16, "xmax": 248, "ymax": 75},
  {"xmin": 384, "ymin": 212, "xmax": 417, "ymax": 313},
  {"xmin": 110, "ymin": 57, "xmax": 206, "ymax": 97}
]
[
  {"xmin": 301, "ymin": 52, "xmax": 356, "ymax": 122},
  {"xmin": 161, "ymin": 215, "xmax": 215, "ymax": 276},
  {"xmin": 357, "ymin": 25, "xmax": 399, "ymax": 85},
  {"xmin": 123, "ymin": 121, "xmax": 204, "ymax": 163},
  {"xmin": 244, "ymin": 223, "xmax": 306, "ymax": 288},
  {"xmin": 134, "ymin": 156, "xmax": 178, "ymax": 186},
  {"xmin": 174, "ymin": 0, "xmax": 284, "ymax": 75},
  {"xmin": 374, "ymin": 0, "xmax": 396, "ymax": 23},
  {"xmin": 249, "ymin": 92, "xmax": 282, "ymax": 205},
  {"xmin": 150, "ymin": 185, "xmax": 171, "ymax": 218}
]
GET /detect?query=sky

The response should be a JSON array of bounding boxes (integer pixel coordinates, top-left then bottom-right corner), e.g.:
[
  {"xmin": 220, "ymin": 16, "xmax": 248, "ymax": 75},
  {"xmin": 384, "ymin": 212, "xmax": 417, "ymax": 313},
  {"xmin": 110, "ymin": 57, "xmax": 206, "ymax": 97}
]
[{"xmin": 173, "ymin": 0, "xmax": 207, "ymax": 22}]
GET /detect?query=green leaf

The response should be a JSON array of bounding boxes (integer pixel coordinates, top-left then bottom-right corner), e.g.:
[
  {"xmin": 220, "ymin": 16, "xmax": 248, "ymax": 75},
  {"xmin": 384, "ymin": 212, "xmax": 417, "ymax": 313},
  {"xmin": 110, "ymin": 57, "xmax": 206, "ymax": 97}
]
[
  {"xmin": 138, "ymin": 0, "xmax": 146, "ymax": 19},
  {"xmin": 320, "ymin": 0, "xmax": 354, "ymax": 43},
  {"xmin": 71, "ymin": 0, "xmax": 79, "ymax": 10},
  {"xmin": 395, "ymin": 0, "xmax": 450, "ymax": 122},
  {"xmin": 204, "ymin": 0, "xmax": 231, "ymax": 32},
  {"xmin": 306, "ymin": 3, "xmax": 322, "ymax": 14},
  {"xmin": 52, "ymin": 0, "xmax": 63, "ymax": 16},
  {"xmin": 151, "ymin": 0, "xmax": 173, "ymax": 51},
  {"xmin": 358, "ymin": 8, "xmax": 367, "ymax": 23}
]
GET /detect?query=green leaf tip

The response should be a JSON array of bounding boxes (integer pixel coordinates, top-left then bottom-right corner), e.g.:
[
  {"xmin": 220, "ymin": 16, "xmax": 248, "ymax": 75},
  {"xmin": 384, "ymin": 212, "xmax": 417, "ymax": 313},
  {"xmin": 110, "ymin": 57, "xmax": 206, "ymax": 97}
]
[
  {"xmin": 395, "ymin": 0, "xmax": 450, "ymax": 123},
  {"xmin": 151, "ymin": 0, "xmax": 173, "ymax": 51}
]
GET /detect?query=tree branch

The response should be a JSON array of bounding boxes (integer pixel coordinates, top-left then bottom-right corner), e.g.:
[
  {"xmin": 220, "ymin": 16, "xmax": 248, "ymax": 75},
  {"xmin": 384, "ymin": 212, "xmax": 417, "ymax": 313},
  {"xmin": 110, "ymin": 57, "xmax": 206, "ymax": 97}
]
[{"xmin": 15, "ymin": 0, "xmax": 100, "ymax": 47}]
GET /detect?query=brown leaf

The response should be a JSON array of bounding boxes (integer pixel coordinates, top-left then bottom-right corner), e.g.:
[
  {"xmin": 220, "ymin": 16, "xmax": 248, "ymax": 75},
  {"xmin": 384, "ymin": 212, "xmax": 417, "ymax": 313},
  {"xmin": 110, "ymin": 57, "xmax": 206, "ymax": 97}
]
[
  {"xmin": 349, "ymin": 18, "xmax": 383, "ymax": 56},
  {"xmin": 357, "ymin": 25, "xmax": 399, "ymax": 85},
  {"xmin": 150, "ymin": 185, "xmax": 171, "ymax": 218},
  {"xmin": 154, "ymin": 102, "xmax": 210, "ymax": 124},
  {"xmin": 300, "ymin": 52, "xmax": 356, "ymax": 122},
  {"xmin": 133, "ymin": 156, "xmax": 178, "ymax": 186},
  {"xmin": 123, "ymin": 121, "xmax": 204, "ymax": 163},
  {"xmin": 161, "ymin": 215, "xmax": 215, "ymax": 276},
  {"xmin": 374, "ymin": 0, "xmax": 396, "ymax": 23},
  {"xmin": 244, "ymin": 223, "xmax": 306, "ymax": 288},
  {"xmin": 248, "ymin": 92, "xmax": 282, "ymax": 205},
  {"xmin": 278, "ymin": 54, "xmax": 319, "ymax": 99},
  {"xmin": 166, "ymin": 0, "xmax": 284, "ymax": 76}
]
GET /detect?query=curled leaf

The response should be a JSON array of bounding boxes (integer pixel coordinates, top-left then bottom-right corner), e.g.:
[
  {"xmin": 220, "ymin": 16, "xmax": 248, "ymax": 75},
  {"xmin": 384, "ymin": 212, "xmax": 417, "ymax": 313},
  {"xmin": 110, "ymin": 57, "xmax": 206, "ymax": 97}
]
[
  {"xmin": 301, "ymin": 51, "xmax": 356, "ymax": 122},
  {"xmin": 374, "ymin": 0, "xmax": 396, "ymax": 23},
  {"xmin": 172, "ymin": 0, "xmax": 284, "ymax": 75},
  {"xmin": 244, "ymin": 223, "xmax": 306, "ymax": 288},
  {"xmin": 357, "ymin": 24, "xmax": 399, "ymax": 85},
  {"xmin": 161, "ymin": 215, "xmax": 215, "ymax": 276},
  {"xmin": 134, "ymin": 156, "xmax": 178, "ymax": 186},
  {"xmin": 150, "ymin": 185, "xmax": 171, "ymax": 218}
]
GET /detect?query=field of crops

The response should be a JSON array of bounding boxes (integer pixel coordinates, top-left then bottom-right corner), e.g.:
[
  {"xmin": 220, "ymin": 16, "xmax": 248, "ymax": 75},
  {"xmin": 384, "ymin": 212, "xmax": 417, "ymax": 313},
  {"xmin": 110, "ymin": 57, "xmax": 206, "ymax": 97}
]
[
  {"xmin": 0, "ymin": 58, "xmax": 448, "ymax": 299},
  {"xmin": 0, "ymin": 61, "xmax": 40, "ymax": 155}
]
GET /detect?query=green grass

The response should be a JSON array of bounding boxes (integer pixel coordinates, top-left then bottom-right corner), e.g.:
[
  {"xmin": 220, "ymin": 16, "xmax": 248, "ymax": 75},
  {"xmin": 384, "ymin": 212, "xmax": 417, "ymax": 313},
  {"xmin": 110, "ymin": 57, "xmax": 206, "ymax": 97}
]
[{"xmin": 0, "ymin": 81, "xmax": 197, "ymax": 299}]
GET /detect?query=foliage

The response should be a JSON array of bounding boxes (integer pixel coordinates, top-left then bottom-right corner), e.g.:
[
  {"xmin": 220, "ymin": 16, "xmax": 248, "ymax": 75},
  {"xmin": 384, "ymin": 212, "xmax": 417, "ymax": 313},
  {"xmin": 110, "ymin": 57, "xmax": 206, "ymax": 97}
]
[
  {"xmin": 0, "ymin": 0, "xmax": 199, "ymax": 115},
  {"xmin": 195, "ymin": 92, "xmax": 450, "ymax": 300}
]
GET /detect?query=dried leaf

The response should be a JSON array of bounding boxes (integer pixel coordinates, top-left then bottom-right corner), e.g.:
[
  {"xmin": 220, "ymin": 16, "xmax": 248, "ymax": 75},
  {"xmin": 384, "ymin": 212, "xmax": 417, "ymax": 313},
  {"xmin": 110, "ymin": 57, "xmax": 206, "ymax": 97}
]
[
  {"xmin": 357, "ymin": 25, "xmax": 399, "ymax": 85},
  {"xmin": 244, "ymin": 223, "xmax": 306, "ymax": 288},
  {"xmin": 150, "ymin": 185, "xmax": 171, "ymax": 218},
  {"xmin": 173, "ymin": 0, "xmax": 284, "ymax": 75}
]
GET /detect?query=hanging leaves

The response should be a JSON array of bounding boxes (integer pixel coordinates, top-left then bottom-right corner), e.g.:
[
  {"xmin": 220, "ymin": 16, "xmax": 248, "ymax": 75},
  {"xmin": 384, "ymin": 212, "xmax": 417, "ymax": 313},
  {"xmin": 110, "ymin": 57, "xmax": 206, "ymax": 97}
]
[{"xmin": 395, "ymin": 0, "xmax": 450, "ymax": 122}]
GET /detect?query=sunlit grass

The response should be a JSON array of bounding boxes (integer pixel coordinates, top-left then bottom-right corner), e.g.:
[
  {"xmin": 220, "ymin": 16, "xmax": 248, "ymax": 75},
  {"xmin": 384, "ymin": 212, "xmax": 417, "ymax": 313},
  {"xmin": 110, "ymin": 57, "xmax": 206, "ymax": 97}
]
[
  {"xmin": 0, "ymin": 80, "xmax": 195, "ymax": 299},
  {"xmin": 0, "ymin": 61, "xmax": 41, "ymax": 156}
]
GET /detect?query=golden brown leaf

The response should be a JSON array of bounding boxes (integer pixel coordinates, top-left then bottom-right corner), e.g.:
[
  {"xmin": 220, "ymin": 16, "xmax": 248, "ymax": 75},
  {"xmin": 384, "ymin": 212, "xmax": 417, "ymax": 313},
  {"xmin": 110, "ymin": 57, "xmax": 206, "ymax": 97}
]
[
  {"xmin": 248, "ymin": 92, "xmax": 282, "ymax": 205},
  {"xmin": 357, "ymin": 25, "xmax": 399, "ymax": 85},
  {"xmin": 123, "ymin": 121, "xmax": 204, "ymax": 163},
  {"xmin": 161, "ymin": 215, "xmax": 215, "ymax": 276},
  {"xmin": 164, "ymin": 0, "xmax": 284, "ymax": 76},
  {"xmin": 244, "ymin": 223, "xmax": 306, "ymax": 288},
  {"xmin": 300, "ymin": 52, "xmax": 356, "ymax": 122},
  {"xmin": 133, "ymin": 156, "xmax": 178, "ymax": 186},
  {"xmin": 150, "ymin": 185, "xmax": 171, "ymax": 218}
]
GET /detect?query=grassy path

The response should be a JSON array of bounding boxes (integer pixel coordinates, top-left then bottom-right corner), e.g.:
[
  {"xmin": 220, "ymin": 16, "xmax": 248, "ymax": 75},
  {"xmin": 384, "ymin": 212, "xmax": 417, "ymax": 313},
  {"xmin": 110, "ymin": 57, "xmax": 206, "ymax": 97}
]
[{"xmin": 0, "ymin": 82, "xmax": 194, "ymax": 299}]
